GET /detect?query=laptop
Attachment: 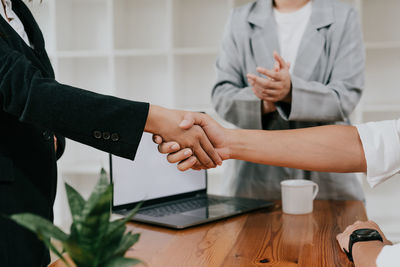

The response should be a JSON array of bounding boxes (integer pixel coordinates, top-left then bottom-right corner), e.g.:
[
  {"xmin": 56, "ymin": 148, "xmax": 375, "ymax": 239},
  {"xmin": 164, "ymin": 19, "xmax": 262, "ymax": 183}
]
[{"xmin": 110, "ymin": 133, "xmax": 273, "ymax": 229}]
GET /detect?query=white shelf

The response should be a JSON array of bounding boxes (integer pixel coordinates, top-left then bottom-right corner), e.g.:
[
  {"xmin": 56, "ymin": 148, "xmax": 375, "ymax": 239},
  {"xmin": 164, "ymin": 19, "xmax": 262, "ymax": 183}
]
[
  {"xmin": 114, "ymin": 49, "xmax": 168, "ymax": 57},
  {"xmin": 55, "ymin": 0, "xmax": 110, "ymax": 51},
  {"xmin": 25, "ymin": 0, "xmax": 55, "ymax": 52},
  {"xmin": 56, "ymin": 50, "xmax": 110, "ymax": 58},
  {"xmin": 364, "ymin": 48, "xmax": 400, "ymax": 107},
  {"xmin": 172, "ymin": 0, "xmax": 229, "ymax": 48},
  {"xmin": 366, "ymin": 42, "xmax": 400, "ymax": 50},
  {"xmin": 57, "ymin": 57, "xmax": 111, "ymax": 95},
  {"xmin": 57, "ymin": 140, "xmax": 109, "ymax": 177},
  {"xmin": 113, "ymin": 0, "xmax": 168, "ymax": 50},
  {"xmin": 173, "ymin": 54, "xmax": 217, "ymax": 108},
  {"xmin": 362, "ymin": 0, "xmax": 400, "ymax": 44},
  {"xmin": 362, "ymin": 105, "xmax": 400, "ymax": 113},
  {"xmin": 173, "ymin": 47, "xmax": 219, "ymax": 55},
  {"xmin": 362, "ymin": 109, "xmax": 400, "ymax": 123},
  {"xmin": 114, "ymin": 55, "xmax": 171, "ymax": 106}
]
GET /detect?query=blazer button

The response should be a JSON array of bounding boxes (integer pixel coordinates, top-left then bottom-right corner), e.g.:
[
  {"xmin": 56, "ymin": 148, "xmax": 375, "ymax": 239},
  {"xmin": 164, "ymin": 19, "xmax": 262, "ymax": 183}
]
[
  {"xmin": 103, "ymin": 132, "xmax": 111, "ymax": 140},
  {"xmin": 111, "ymin": 133, "xmax": 119, "ymax": 142},
  {"xmin": 93, "ymin": 131, "xmax": 102, "ymax": 139},
  {"xmin": 42, "ymin": 131, "xmax": 51, "ymax": 141}
]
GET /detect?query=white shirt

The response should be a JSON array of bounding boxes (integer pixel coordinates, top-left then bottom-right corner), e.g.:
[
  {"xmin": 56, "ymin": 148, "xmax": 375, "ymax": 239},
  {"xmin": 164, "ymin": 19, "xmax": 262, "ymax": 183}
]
[
  {"xmin": 0, "ymin": 0, "xmax": 31, "ymax": 46},
  {"xmin": 355, "ymin": 119, "xmax": 400, "ymax": 266},
  {"xmin": 273, "ymin": 1, "xmax": 312, "ymax": 73}
]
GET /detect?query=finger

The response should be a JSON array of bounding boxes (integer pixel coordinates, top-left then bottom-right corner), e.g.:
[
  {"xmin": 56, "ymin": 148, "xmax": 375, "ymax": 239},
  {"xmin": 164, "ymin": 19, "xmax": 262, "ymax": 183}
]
[
  {"xmin": 253, "ymin": 84, "xmax": 275, "ymax": 98},
  {"xmin": 177, "ymin": 156, "xmax": 198, "ymax": 172},
  {"xmin": 192, "ymin": 161, "xmax": 204, "ymax": 170},
  {"xmin": 247, "ymin": 73, "xmax": 258, "ymax": 82},
  {"xmin": 265, "ymin": 97, "xmax": 280, "ymax": 102},
  {"xmin": 251, "ymin": 74, "xmax": 281, "ymax": 89},
  {"xmin": 273, "ymin": 51, "xmax": 289, "ymax": 70},
  {"xmin": 252, "ymin": 86, "xmax": 269, "ymax": 101},
  {"xmin": 158, "ymin": 142, "xmax": 180, "ymax": 154},
  {"xmin": 274, "ymin": 61, "xmax": 280, "ymax": 72},
  {"xmin": 248, "ymin": 77, "xmax": 255, "ymax": 86},
  {"xmin": 257, "ymin": 67, "xmax": 282, "ymax": 81},
  {"xmin": 199, "ymin": 131, "xmax": 222, "ymax": 166},
  {"xmin": 251, "ymin": 86, "xmax": 263, "ymax": 99},
  {"xmin": 152, "ymin": 134, "xmax": 163, "ymax": 144},
  {"xmin": 193, "ymin": 142, "xmax": 216, "ymax": 168},
  {"xmin": 262, "ymin": 89, "xmax": 281, "ymax": 97},
  {"xmin": 167, "ymin": 148, "xmax": 193, "ymax": 163}
]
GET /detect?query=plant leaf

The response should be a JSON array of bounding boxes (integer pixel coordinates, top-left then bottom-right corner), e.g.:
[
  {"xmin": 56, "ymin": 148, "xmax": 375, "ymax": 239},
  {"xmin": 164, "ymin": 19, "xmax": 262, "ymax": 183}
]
[
  {"xmin": 98, "ymin": 225, "xmax": 126, "ymax": 261},
  {"xmin": 41, "ymin": 237, "xmax": 72, "ymax": 267},
  {"xmin": 65, "ymin": 182, "xmax": 86, "ymax": 223},
  {"xmin": 99, "ymin": 202, "xmax": 142, "ymax": 262},
  {"xmin": 114, "ymin": 233, "xmax": 140, "ymax": 257},
  {"xmin": 9, "ymin": 213, "xmax": 68, "ymax": 241},
  {"xmin": 78, "ymin": 185, "xmax": 112, "ymax": 243},
  {"xmin": 100, "ymin": 232, "xmax": 140, "ymax": 263},
  {"xmin": 71, "ymin": 170, "xmax": 112, "ymax": 264},
  {"xmin": 63, "ymin": 238, "xmax": 95, "ymax": 267},
  {"xmin": 106, "ymin": 202, "xmax": 143, "ymax": 238},
  {"xmin": 102, "ymin": 257, "xmax": 142, "ymax": 267}
]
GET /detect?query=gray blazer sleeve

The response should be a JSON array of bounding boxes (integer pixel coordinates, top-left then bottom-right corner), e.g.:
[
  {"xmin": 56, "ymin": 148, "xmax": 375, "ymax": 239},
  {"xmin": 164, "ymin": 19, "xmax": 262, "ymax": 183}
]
[
  {"xmin": 211, "ymin": 12, "xmax": 264, "ymax": 130},
  {"xmin": 278, "ymin": 9, "xmax": 365, "ymax": 122}
]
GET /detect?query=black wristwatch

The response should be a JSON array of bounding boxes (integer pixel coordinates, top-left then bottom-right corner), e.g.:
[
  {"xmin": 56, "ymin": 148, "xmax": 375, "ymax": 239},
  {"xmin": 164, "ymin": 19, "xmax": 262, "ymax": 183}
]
[{"xmin": 344, "ymin": 228, "xmax": 383, "ymax": 262}]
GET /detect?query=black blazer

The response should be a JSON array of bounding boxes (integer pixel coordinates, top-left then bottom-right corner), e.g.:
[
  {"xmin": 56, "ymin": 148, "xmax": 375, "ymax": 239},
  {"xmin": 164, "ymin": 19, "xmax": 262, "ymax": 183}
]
[{"xmin": 0, "ymin": 1, "xmax": 149, "ymax": 266}]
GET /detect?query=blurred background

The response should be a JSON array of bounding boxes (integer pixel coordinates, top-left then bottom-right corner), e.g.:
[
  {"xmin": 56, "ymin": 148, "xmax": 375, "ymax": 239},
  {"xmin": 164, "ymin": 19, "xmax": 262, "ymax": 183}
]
[{"xmin": 25, "ymin": 0, "xmax": 400, "ymax": 244}]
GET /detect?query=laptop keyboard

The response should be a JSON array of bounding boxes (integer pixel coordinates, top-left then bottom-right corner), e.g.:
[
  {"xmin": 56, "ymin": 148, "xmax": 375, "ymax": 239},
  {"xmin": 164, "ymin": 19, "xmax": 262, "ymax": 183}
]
[{"xmin": 136, "ymin": 197, "xmax": 228, "ymax": 217}]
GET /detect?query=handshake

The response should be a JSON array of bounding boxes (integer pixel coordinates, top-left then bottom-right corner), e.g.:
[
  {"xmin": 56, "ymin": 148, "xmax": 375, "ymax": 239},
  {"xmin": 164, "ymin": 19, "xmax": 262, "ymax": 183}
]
[{"xmin": 144, "ymin": 105, "xmax": 230, "ymax": 171}]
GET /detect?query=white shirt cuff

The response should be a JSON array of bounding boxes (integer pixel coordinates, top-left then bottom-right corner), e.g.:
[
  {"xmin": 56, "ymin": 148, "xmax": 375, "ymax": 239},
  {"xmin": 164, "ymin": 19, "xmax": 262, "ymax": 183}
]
[
  {"xmin": 356, "ymin": 119, "xmax": 400, "ymax": 188},
  {"xmin": 377, "ymin": 244, "xmax": 400, "ymax": 267}
]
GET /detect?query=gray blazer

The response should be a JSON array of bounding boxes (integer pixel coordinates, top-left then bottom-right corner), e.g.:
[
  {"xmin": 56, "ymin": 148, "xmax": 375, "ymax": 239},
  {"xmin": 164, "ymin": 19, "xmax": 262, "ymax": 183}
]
[{"xmin": 212, "ymin": 0, "xmax": 365, "ymax": 200}]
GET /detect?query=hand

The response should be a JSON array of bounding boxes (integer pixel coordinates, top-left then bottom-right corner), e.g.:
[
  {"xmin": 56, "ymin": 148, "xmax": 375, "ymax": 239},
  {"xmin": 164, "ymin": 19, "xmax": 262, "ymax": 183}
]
[
  {"xmin": 54, "ymin": 136, "xmax": 57, "ymax": 152},
  {"xmin": 153, "ymin": 113, "xmax": 230, "ymax": 171},
  {"xmin": 336, "ymin": 220, "xmax": 392, "ymax": 253},
  {"xmin": 144, "ymin": 105, "xmax": 222, "ymax": 169},
  {"xmin": 247, "ymin": 51, "xmax": 292, "ymax": 104},
  {"xmin": 257, "ymin": 61, "xmax": 280, "ymax": 114}
]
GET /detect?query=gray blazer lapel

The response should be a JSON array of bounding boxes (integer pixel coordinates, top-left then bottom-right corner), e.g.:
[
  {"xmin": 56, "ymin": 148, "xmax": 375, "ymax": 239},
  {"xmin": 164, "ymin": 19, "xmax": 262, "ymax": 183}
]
[
  {"xmin": 248, "ymin": 0, "xmax": 280, "ymax": 70},
  {"xmin": 293, "ymin": 0, "xmax": 335, "ymax": 80}
]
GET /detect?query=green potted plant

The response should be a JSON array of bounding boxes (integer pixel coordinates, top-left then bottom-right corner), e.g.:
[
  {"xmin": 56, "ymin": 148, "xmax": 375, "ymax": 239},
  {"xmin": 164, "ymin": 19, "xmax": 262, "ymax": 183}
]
[{"xmin": 9, "ymin": 169, "xmax": 142, "ymax": 267}]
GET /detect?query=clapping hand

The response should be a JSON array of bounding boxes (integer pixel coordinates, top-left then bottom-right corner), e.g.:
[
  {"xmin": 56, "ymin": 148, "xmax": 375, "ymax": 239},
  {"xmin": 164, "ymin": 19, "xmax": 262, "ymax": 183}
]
[{"xmin": 247, "ymin": 51, "xmax": 292, "ymax": 111}]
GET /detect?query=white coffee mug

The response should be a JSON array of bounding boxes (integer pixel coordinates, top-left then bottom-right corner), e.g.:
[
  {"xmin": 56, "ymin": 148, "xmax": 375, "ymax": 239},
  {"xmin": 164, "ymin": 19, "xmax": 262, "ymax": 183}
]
[{"xmin": 281, "ymin": 179, "xmax": 319, "ymax": 215}]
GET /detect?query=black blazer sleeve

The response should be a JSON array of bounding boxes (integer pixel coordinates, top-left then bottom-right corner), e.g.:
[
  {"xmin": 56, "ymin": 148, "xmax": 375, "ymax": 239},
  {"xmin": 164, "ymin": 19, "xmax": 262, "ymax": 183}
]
[{"xmin": 0, "ymin": 40, "xmax": 149, "ymax": 160}]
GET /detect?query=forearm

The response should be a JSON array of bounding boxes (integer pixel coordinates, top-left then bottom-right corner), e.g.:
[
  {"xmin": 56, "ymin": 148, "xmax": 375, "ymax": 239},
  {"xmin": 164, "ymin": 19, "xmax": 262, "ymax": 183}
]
[
  {"xmin": 353, "ymin": 241, "xmax": 385, "ymax": 267},
  {"xmin": 226, "ymin": 124, "xmax": 367, "ymax": 173},
  {"xmin": 288, "ymin": 77, "xmax": 362, "ymax": 122}
]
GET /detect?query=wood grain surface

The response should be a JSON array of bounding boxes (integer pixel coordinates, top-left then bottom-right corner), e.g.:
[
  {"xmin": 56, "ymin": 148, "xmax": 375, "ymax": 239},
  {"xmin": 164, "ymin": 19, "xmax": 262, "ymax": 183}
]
[{"xmin": 50, "ymin": 200, "xmax": 367, "ymax": 267}]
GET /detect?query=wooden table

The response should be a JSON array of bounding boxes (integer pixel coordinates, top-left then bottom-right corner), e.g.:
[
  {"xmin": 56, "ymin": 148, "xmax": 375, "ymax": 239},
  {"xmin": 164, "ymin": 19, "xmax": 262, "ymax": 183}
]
[{"xmin": 50, "ymin": 200, "xmax": 367, "ymax": 267}]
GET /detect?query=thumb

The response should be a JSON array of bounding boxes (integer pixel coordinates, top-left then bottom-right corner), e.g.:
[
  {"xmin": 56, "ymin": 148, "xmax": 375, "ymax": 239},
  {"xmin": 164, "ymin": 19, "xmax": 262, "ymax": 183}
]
[
  {"xmin": 179, "ymin": 112, "xmax": 209, "ymax": 130},
  {"xmin": 179, "ymin": 113, "xmax": 196, "ymax": 129}
]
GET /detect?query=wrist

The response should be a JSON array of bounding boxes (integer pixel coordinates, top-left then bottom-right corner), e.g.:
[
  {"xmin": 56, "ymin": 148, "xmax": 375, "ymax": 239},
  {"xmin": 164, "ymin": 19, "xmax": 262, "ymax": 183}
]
[
  {"xmin": 282, "ymin": 81, "xmax": 293, "ymax": 103},
  {"xmin": 262, "ymin": 101, "xmax": 276, "ymax": 114},
  {"xmin": 144, "ymin": 105, "xmax": 165, "ymax": 133},
  {"xmin": 352, "ymin": 241, "xmax": 385, "ymax": 267},
  {"xmin": 226, "ymin": 129, "xmax": 249, "ymax": 160}
]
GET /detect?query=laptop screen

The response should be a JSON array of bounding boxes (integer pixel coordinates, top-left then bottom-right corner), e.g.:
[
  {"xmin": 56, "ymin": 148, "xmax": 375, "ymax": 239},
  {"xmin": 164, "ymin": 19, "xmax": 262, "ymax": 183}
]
[{"xmin": 111, "ymin": 133, "xmax": 206, "ymax": 207}]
